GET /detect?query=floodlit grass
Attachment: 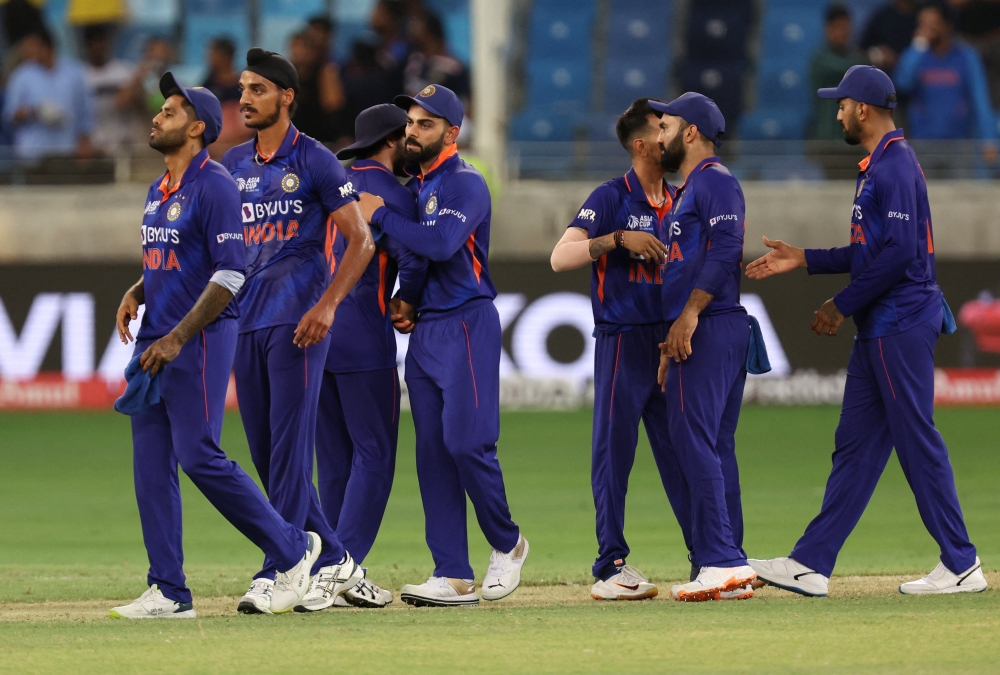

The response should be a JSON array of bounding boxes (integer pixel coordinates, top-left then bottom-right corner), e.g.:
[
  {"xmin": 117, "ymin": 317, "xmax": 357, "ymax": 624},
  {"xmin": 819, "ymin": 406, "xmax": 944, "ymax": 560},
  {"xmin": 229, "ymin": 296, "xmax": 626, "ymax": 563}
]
[{"xmin": 0, "ymin": 408, "xmax": 998, "ymax": 674}]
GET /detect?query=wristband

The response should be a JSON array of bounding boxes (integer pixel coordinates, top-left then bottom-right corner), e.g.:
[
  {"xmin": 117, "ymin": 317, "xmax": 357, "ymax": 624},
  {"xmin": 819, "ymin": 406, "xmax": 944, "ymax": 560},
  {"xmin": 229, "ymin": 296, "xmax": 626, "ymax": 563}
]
[{"xmin": 614, "ymin": 230, "xmax": 625, "ymax": 248}]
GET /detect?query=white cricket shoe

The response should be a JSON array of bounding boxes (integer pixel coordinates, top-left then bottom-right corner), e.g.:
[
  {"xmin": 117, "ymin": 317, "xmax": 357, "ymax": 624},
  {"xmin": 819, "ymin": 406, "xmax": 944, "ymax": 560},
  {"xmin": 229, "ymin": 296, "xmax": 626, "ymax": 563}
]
[
  {"xmin": 237, "ymin": 578, "xmax": 274, "ymax": 615},
  {"xmin": 899, "ymin": 557, "xmax": 988, "ymax": 595},
  {"xmin": 717, "ymin": 583, "xmax": 755, "ymax": 600},
  {"xmin": 482, "ymin": 534, "xmax": 529, "ymax": 601},
  {"xmin": 110, "ymin": 585, "xmax": 196, "ymax": 619},
  {"xmin": 748, "ymin": 557, "xmax": 829, "ymax": 597},
  {"xmin": 671, "ymin": 565, "xmax": 758, "ymax": 602},
  {"xmin": 400, "ymin": 577, "xmax": 479, "ymax": 607},
  {"xmin": 591, "ymin": 564, "xmax": 658, "ymax": 600},
  {"xmin": 292, "ymin": 553, "xmax": 363, "ymax": 613},
  {"xmin": 270, "ymin": 531, "xmax": 322, "ymax": 614},
  {"xmin": 344, "ymin": 574, "xmax": 392, "ymax": 608}
]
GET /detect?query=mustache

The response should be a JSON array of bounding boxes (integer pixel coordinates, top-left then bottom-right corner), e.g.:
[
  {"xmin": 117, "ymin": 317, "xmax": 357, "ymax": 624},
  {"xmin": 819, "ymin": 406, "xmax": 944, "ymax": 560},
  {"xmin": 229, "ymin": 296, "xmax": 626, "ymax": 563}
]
[{"xmin": 240, "ymin": 105, "xmax": 258, "ymax": 114}]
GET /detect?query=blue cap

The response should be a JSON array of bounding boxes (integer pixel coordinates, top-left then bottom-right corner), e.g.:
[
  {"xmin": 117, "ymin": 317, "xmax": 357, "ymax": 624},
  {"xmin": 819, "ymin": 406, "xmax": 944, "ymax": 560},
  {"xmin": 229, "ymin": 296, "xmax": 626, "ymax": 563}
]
[
  {"xmin": 337, "ymin": 103, "xmax": 410, "ymax": 160},
  {"xmin": 158, "ymin": 71, "xmax": 224, "ymax": 145},
  {"xmin": 817, "ymin": 65, "xmax": 897, "ymax": 109},
  {"xmin": 394, "ymin": 84, "xmax": 464, "ymax": 128},
  {"xmin": 648, "ymin": 92, "xmax": 725, "ymax": 148}
]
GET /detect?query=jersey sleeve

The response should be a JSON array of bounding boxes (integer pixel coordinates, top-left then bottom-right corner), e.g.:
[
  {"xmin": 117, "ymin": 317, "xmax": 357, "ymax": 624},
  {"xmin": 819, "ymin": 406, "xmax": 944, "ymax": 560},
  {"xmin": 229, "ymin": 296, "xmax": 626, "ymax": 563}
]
[
  {"xmin": 805, "ymin": 246, "xmax": 853, "ymax": 274},
  {"xmin": 695, "ymin": 175, "xmax": 745, "ymax": 297},
  {"xmin": 373, "ymin": 171, "xmax": 489, "ymax": 262},
  {"xmin": 309, "ymin": 142, "xmax": 360, "ymax": 214},
  {"xmin": 833, "ymin": 167, "xmax": 919, "ymax": 317},
  {"xmin": 567, "ymin": 184, "xmax": 617, "ymax": 239},
  {"xmin": 199, "ymin": 172, "xmax": 247, "ymax": 275}
]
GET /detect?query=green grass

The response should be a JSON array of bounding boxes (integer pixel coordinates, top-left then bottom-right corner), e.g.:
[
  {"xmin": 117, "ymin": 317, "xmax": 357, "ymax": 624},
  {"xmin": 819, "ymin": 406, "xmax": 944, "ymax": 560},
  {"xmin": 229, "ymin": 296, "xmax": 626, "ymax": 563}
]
[{"xmin": 0, "ymin": 407, "xmax": 998, "ymax": 674}]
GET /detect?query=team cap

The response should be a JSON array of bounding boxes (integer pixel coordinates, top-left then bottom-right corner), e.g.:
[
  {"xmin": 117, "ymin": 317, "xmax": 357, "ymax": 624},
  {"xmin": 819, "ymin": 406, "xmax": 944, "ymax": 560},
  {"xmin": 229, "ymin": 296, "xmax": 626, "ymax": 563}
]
[
  {"xmin": 394, "ymin": 83, "xmax": 464, "ymax": 128},
  {"xmin": 337, "ymin": 103, "xmax": 410, "ymax": 160},
  {"xmin": 648, "ymin": 92, "xmax": 725, "ymax": 148},
  {"xmin": 158, "ymin": 71, "xmax": 223, "ymax": 145},
  {"xmin": 817, "ymin": 65, "xmax": 897, "ymax": 109}
]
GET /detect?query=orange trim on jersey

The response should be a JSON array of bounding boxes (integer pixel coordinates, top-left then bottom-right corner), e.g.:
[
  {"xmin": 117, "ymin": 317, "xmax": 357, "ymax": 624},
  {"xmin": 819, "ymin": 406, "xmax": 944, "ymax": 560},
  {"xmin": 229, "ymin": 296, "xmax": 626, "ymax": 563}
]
[
  {"xmin": 624, "ymin": 172, "xmax": 632, "ymax": 192},
  {"xmin": 157, "ymin": 172, "xmax": 182, "ymax": 200},
  {"xmin": 292, "ymin": 130, "xmax": 300, "ymax": 146},
  {"xmin": 883, "ymin": 136, "xmax": 904, "ymax": 152},
  {"xmin": 858, "ymin": 155, "xmax": 871, "ymax": 171},
  {"xmin": 596, "ymin": 255, "xmax": 607, "ymax": 302},
  {"xmin": 927, "ymin": 220, "xmax": 935, "ymax": 254},
  {"xmin": 325, "ymin": 216, "xmax": 338, "ymax": 275},
  {"xmin": 377, "ymin": 250, "xmax": 389, "ymax": 315},
  {"xmin": 419, "ymin": 143, "xmax": 458, "ymax": 181},
  {"xmin": 199, "ymin": 155, "xmax": 210, "ymax": 169},
  {"xmin": 352, "ymin": 164, "xmax": 394, "ymax": 176},
  {"xmin": 466, "ymin": 232, "xmax": 483, "ymax": 283}
]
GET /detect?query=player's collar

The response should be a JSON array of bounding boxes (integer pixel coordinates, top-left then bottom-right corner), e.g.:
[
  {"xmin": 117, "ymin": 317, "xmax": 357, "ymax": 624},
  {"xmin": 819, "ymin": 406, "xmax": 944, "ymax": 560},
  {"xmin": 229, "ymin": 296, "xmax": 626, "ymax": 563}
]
[
  {"xmin": 157, "ymin": 148, "xmax": 211, "ymax": 199},
  {"xmin": 859, "ymin": 129, "xmax": 905, "ymax": 173},
  {"xmin": 674, "ymin": 156, "xmax": 722, "ymax": 195},
  {"xmin": 623, "ymin": 167, "xmax": 672, "ymax": 217},
  {"xmin": 254, "ymin": 123, "xmax": 300, "ymax": 164},
  {"xmin": 410, "ymin": 143, "xmax": 459, "ymax": 182},
  {"xmin": 351, "ymin": 158, "xmax": 395, "ymax": 175}
]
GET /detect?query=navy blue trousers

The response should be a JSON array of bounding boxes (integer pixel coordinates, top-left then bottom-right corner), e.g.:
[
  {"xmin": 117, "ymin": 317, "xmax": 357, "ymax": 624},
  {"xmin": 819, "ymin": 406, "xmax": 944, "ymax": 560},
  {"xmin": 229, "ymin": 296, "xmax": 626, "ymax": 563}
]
[
  {"xmin": 315, "ymin": 367, "xmax": 399, "ymax": 564},
  {"xmin": 790, "ymin": 312, "xmax": 977, "ymax": 577},
  {"xmin": 405, "ymin": 298, "xmax": 520, "ymax": 579},
  {"xmin": 663, "ymin": 312, "xmax": 750, "ymax": 569},
  {"xmin": 131, "ymin": 319, "xmax": 306, "ymax": 603},
  {"xmin": 234, "ymin": 325, "xmax": 344, "ymax": 579},
  {"xmin": 592, "ymin": 323, "xmax": 694, "ymax": 580}
]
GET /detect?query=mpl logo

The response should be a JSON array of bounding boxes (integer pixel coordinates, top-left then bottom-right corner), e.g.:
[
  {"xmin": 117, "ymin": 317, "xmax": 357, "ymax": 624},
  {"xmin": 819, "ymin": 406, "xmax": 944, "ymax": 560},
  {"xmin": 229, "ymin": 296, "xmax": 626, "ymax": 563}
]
[
  {"xmin": 338, "ymin": 182, "xmax": 355, "ymax": 199},
  {"xmin": 236, "ymin": 176, "xmax": 260, "ymax": 192},
  {"xmin": 577, "ymin": 208, "xmax": 596, "ymax": 222}
]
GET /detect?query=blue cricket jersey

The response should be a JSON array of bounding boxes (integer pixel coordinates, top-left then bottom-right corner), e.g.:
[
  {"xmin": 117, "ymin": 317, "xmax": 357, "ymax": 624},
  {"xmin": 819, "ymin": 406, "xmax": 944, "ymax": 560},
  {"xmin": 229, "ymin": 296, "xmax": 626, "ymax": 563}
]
[
  {"xmin": 221, "ymin": 124, "xmax": 359, "ymax": 334},
  {"xmin": 369, "ymin": 144, "xmax": 497, "ymax": 314},
  {"xmin": 138, "ymin": 148, "xmax": 246, "ymax": 340},
  {"xmin": 661, "ymin": 157, "xmax": 746, "ymax": 322},
  {"xmin": 567, "ymin": 168, "xmax": 675, "ymax": 333},
  {"xmin": 805, "ymin": 130, "xmax": 941, "ymax": 339},
  {"xmin": 326, "ymin": 159, "xmax": 427, "ymax": 373}
]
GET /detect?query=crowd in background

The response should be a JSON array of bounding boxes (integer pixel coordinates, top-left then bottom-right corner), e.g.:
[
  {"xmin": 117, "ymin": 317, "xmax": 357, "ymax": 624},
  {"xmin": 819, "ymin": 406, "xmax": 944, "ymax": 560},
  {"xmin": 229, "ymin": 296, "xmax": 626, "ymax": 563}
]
[{"xmin": 0, "ymin": 0, "xmax": 470, "ymax": 167}]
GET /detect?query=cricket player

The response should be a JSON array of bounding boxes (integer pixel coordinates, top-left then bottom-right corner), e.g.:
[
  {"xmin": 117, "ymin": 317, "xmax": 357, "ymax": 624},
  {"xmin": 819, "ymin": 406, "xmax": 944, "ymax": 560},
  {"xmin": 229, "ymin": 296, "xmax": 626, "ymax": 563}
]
[
  {"xmin": 550, "ymin": 98, "xmax": 692, "ymax": 600},
  {"xmin": 651, "ymin": 93, "xmax": 758, "ymax": 602},
  {"xmin": 222, "ymin": 49, "xmax": 376, "ymax": 614},
  {"xmin": 111, "ymin": 74, "xmax": 320, "ymax": 618},
  {"xmin": 358, "ymin": 85, "xmax": 528, "ymax": 607},
  {"xmin": 313, "ymin": 103, "xmax": 427, "ymax": 608},
  {"xmin": 745, "ymin": 65, "xmax": 986, "ymax": 597}
]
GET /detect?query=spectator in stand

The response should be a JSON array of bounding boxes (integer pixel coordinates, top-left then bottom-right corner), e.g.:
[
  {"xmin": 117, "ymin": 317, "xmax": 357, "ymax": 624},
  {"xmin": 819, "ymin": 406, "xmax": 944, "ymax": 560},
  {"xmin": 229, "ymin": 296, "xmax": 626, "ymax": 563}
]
[
  {"xmin": 341, "ymin": 37, "xmax": 400, "ymax": 135},
  {"xmin": 404, "ymin": 11, "xmax": 470, "ymax": 107},
  {"xmin": 305, "ymin": 15, "xmax": 336, "ymax": 63},
  {"xmin": 289, "ymin": 31, "xmax": 349, "ymax": 144},
  {"xmin": 81, "ymin": 23, "xmax": 141, "ymax": 156},
  {"xmin": 202, "ymin": 37, "xmax": 252, "ymax": 155},
  {"xmin": 861, "ymin": 0, "xmax": 920, "ymax": 71},
  {"xmin": 894, "ymin": 1, "xmax": 997, "ymax": 164},
  {"xmin": 370, "ymin": 0, "xmax": 408, "ymax": 90},
  {"xmin": 2, "ymin": 27, "xmax": 95, "ymax": 160},
  {"xmin": 811, "ymin": 6, "xmax": 866, "ymax": 140}
]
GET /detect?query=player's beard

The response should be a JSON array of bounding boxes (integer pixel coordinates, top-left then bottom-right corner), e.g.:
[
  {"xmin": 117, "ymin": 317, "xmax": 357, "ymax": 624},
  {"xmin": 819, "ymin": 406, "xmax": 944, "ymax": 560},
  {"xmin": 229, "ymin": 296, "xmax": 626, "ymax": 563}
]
[
  {"xmin": 842, "ymin": 108, "xmax": 863, "ymax": 146},
  {"xmin": 149, "ymin": 126, "xmax": 188, "ymax": 153},
  {"xmin": 242, "ymin": 101, "xmax": 281, "ymax": 130},
  {"xmin": 404, "ymin": 131, "xmax": 446, "ymax": 165},
  {"xmin": 658, "ymin": 131, "xmax": 686, "ymax": 174},
  {"xmin": 390, "ymin": 140, "xmax": 408, "ymax": 174}
]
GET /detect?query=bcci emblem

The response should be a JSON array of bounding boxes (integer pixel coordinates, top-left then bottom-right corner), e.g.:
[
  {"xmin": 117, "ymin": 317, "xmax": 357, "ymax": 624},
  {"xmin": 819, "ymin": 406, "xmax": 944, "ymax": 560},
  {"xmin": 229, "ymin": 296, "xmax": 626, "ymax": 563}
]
[
  {"xmin": 166, "ymin": 201, "xmax": 182, "ymax": 221},
  {"xmin": 419, "ymin": 85, "xmax": 436, "ymax": 98},
  {"xmin": 281, "ymin": 173, "xmax": 300, "ymax": 193},
  {"xmin": 856, "ymin": 178, "xmax": 866, "ymax": 198},
  {"xmin": 425, "ymin": 194, "xmax": 438, "ymax": 215}
]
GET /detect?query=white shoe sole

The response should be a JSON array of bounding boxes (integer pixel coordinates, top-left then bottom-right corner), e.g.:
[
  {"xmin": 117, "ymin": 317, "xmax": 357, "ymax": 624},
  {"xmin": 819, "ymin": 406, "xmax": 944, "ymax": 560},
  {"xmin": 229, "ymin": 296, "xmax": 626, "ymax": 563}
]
[
  {"xmin": 591, "ymin": 582, "xmax": 658, "ymax": 601},
  {"xmin": 237, "ymin": 597, "xmax": 273, "ymax": 615},
  {"xmin": 899, "ymin": 580, "xmax": 988, "ymax": 595},
  {"xmin": 756, "ymin": 574, "xmax": 828, "ymax": 598},
  {"xmin": 482, "ymin": 538, "xmax": 530, "ymax": 601},
  {"xmin": 400, "ymin": 591, "xmax": 479, "ymax": 607},
  {"xmin": 109, "ymin": 609, "xmax": 196, "ymax": 619}
]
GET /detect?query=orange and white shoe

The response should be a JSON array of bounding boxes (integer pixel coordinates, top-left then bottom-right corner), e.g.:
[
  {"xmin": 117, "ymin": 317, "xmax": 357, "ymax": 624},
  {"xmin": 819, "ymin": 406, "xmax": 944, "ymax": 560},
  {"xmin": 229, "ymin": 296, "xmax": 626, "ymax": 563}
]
[
  {"xmin": 591, "ymin": 564, "xmax": 658, "ymax": 600},
  {"xmin": 717, "ymin": 583, "xmax": 755, "ymax": 600},
  {"xmin": 671, "ymin": 565, "xmax": 757, "ymax": 602}
]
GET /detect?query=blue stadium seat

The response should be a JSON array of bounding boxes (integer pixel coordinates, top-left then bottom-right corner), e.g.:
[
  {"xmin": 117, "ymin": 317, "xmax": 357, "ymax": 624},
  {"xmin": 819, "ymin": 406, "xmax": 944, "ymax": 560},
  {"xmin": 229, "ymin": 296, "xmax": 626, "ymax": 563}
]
[
  {"xmin": 609, "ymin": 0, "xmax": 671, "ymax": 12},
  {"xmin": 529, "ymin": 8, "xmax": 596, "ymax": 59},
  {"xmin": 261, "ymin": 0, "xmax": 325, "ymax": 14},
  {"xmin": 755, "ymin": 59, "xmax": 810, "ymax": 109},
  {"xmin": 183, "ymin": 14, "xmax": 251, "ymax": 67},
  {"xmin": 604, "ymin": 58, "xmax": 669, "ymax": 114},
  {"xmin": 184, "ymin": 0, "xmax": 245, "ymax": 13},
  {"xmin": 607, "ymin": 11, "xmax": 671, "ymax": 60},
  {"xmin": 737, "ymin": 108, "xmax": 808, "ymax": 141},
  {"xmin": 532, "ymin": 0, "xmax": 595, "ymax": 11},
  {"xmin": 586, "ymin": 113, "xmax": 621, "ymax": 142},
  {"xmin": 508, "ymin": 108, "xmax": 577, "ymax": 142},
  {"xmin": 525, "ymin": 59, "xmax": 591, "ymax": 111},
  {"xmin": 678, "ymin": 61, "xmax": 746, "ymax": 129},
  {"xmin": 259, "ymin": 15, "xmax": 306, "ymax": 55},
  {"xmin": 759, "ymin": 7, "xmax": 824, "ymax": 62},
  {"xmin": 116, "ymin": 24, "xmax": 175, "ymax": 62},
  {"xmin": 127, "ymin": 0, "xmax": 180, "ymax": 24},
  {"xmin": 685, "ymin": 4, "xmax": 752, "ymax": 62}
]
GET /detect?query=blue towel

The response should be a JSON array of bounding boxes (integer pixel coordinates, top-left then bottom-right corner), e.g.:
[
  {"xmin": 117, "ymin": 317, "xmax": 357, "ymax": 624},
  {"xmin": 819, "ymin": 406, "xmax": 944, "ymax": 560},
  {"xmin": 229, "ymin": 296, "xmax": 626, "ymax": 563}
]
[
  {"xmin": 941, "ymin": 296, "xmax": 958, "ymax": 336},
  {"xmin": 114, "ymin": 354, "xmax": 161, "ymax": 416},
  {"xmin": 746, "ymin": 315, "xmax": 772, "ymax": 375}
]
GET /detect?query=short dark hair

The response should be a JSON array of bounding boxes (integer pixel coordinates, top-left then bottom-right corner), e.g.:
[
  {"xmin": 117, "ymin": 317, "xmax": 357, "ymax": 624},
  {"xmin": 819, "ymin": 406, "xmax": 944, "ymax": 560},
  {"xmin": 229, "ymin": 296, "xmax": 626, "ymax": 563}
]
[
  {"xmin": 308, "ymin": 16, "xmax": 334, "ymax": 34},
  {"xmin": 424, "ymin": 12, "xmax": 445, "ymax": 42},
  {"xmin": 825, "ymin": 5, "xmax": 851, "ymax": 24},
  {"xmin": 210, "ymin": 37, "xmax": 235, "ymax": 60},
  {"xmin": 357, "ymin": 126, "xmax": 406, "ymax": 160},
  {"xmin": 615, "ymin": 98, "xmax": 661, "ymax": 153},
  {"xmin": 83, "ymin": 23, "xmax": 112, "ymax": 44}
]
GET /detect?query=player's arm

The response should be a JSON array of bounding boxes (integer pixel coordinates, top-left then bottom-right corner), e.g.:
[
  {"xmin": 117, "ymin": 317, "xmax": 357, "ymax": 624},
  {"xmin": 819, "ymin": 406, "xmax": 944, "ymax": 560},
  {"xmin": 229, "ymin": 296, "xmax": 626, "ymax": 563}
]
[
  {"xmin": 381, "ymin": 234, "xmax": 427, "ymax": 334},
  {"xmin": 658, "ymin": 288, "xmax": 713, "ymax": 386},
  {"xmin": 295, "ymin": 200, "xmax": 375, "ymax": 347},
  {"xmin": 116, "ymin": 277, "xmax": 144, "ymax": 344}
]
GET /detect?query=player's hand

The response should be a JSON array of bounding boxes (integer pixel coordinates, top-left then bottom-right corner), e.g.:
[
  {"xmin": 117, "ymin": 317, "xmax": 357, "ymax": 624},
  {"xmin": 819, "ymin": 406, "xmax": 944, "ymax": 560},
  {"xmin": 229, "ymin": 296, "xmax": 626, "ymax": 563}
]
[
  {"xmin": 116, "ymin": 293, "xmax": 140, "ymax": 344},
  {"xmin": 657, "ymin": 348, "xmax": 670, "ymax": 391},
  {"xmin": 140, "ymin": 333, "xmax": 182, "ymax": 377},
  {"xmin": 358, "ymin": 192, "xmax": 385, "ymax": 222},
  {"xmin": 390, "ymin": 297, "xmax": 417, "ymax": 334},
  {"xmin": 811, "ymin": 298, "xmax": 844, "ymax": 337},
  {"xmin": 621, "ymin": 231, "xmax": 669, "ymax": 263},
  {"xmin": 745, "ymin": 237, "xmax": 806, "ymax": 280},
  {"xmin": 663, "ymin": 311, "xmax": 698, "ymax": 365},
  {"xmin": 295, "ymin": 300, "xmax": 336, "ymax": 348}
]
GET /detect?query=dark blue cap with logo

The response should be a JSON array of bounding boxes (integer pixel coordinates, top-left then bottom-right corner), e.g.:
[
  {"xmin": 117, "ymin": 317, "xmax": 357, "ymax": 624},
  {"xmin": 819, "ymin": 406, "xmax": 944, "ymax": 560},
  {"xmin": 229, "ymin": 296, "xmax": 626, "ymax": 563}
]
[
  {"xmin": 394, "ymin": 83, "xmax": 464, "ymax": 128},
  {"xmin": 648, "ymin": 92, "xmax": 726, "ymax": 148},
  {"xmin": 337, "ymin": 103, "xmax": 410, "ymax": 160},
  {"xmin": 818, "ymin": 65, "xmax": 897, "ymax": 109},
  {"xmin": 159, "ymin": 71, "xmax": 223, "ymax": 145}
]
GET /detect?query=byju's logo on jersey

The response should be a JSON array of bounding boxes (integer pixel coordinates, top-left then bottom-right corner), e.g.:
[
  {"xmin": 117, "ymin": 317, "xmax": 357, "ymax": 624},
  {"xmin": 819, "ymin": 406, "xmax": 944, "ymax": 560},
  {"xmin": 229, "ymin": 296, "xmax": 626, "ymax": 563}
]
[
  {"xmin": 425, "ymin": 194, "xmax": 439, "ymax": 215},
  {"xmin": 280, "ymin": 173, "xmax": 300, "ymax": 193},
  {"xmin": 166, "ymin": 202, "xmax": 182, "ymax": 221},
  {"xmin": 242, "ymin": 199, "xmax": 305, "ymax": 223},
  {"xmin": 236, "ymin": 176, "xmax": 260, "ymax": 192},
  {"xmin": 577, "ymin": 208, "xmax": 595, "ymax": 222},
  {"xmin": 242, "ymin": 203, "xmax": 254, "ymax": 223},
  {"xmin": 338, "ymin": 181, "xmax": 355, "ymax": 199},
  {"xmin": 708, "ymin": 214, "xmax": 738, "ymax": 227},
  {"xmin": 216, "ymin": 232, "xmax": 243, "ymax": 244}
]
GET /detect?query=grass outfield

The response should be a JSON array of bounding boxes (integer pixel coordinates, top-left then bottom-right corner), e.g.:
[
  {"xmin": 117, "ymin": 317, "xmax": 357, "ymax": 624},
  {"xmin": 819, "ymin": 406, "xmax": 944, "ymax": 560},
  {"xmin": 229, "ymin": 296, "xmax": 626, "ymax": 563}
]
[{"xmin": 0, "ymin": 407, "xmax": 998, "ymax": 673}]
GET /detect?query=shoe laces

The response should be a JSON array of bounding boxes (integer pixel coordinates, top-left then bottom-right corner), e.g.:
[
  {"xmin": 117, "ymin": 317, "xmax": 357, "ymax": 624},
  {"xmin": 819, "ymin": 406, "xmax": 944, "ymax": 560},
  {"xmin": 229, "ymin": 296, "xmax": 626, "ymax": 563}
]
[
  {"xmin": 247, "ymin": 578, "xmax": 273, "ymax": 598},
  {"xmin": 136, "ymin": 586, "xmax": 159, "ymax": 604},
  {"xmin": 614, "ymin": 565, "xmax": 648, "ymax": 586},
  {"xmin": 924, "ymin": 562, "xmax": 949, "ymax": 582},
  {"xmin": 486, "ymin": 549, "xmax": 511, "ymax": 579}
]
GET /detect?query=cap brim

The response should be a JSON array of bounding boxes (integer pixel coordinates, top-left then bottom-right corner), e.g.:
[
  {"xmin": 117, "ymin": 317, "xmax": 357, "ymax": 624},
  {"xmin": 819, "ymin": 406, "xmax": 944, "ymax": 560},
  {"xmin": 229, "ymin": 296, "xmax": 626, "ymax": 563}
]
[
  {"xmin": 647, "ymin": 99, "xmax": 675, "ymax": 116},
  {"xmin": 335, "ymin": 143, "xmax": 364, "ymax": 160},
  {"xmin": 817, "ymin": 87, "xmax": 844, "ymax": 99},
  {"xmin": 159, "ymin": 71, "xmax": 183, "ymax": 100},
  {"xmin": 393, "ymin": 95, "xmax": 454, "ymax": 126}
]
